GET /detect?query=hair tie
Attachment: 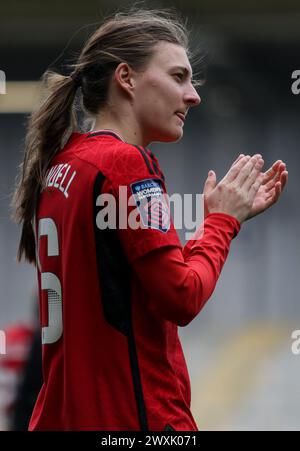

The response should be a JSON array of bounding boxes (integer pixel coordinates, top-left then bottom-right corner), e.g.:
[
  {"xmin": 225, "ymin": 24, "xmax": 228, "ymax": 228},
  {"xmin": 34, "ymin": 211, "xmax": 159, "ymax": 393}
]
[{"xmin": 69, "ymin": 70, "xmax": 82, "ymax": 87}]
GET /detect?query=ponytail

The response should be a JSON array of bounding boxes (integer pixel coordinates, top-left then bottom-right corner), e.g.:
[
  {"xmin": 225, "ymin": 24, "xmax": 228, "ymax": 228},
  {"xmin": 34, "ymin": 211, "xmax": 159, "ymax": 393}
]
[{"xmin": 12, "ymin": 70, "xmax": 79, "ymax": 264}]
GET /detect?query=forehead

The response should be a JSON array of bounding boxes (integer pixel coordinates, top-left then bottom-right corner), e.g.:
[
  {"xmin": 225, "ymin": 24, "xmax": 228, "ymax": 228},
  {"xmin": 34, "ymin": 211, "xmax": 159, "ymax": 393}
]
[{"xmin": 148, "ymin": 41, "xmax": 192, "ymax": 77}]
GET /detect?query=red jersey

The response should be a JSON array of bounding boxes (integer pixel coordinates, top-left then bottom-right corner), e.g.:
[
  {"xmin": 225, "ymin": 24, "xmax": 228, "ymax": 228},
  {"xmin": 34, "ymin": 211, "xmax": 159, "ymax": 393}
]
[{"xmin": 30, "ymin": 130, "xmax": 240, "ymax": 431}]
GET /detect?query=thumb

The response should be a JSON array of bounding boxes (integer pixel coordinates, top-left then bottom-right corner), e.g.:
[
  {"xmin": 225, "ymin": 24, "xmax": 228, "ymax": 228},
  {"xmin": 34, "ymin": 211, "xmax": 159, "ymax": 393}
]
[{"xmin": 203, "ymin": 170, "xmax": 216, "ymax": 194}]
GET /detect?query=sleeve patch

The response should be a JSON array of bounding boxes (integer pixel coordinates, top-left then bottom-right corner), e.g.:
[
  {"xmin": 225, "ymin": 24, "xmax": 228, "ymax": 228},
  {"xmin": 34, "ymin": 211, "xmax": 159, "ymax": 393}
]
[{"xmin": 130, "ymin": 178, "xmax": 170, "ymax": 233}]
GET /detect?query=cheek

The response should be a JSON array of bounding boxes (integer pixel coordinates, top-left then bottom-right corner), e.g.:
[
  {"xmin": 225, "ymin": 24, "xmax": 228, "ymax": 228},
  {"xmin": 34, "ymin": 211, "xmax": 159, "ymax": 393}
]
[
  {"xmin": 135, "ymin": 77, "xmax": 181, "ymax": 131},
  {"xmin": 138, "ymin": 76, "xmax": 177, "ymax": 110},
  {"xmin": 137, "ymin": 92, "xmax": 165, "ymax": 123},
  {"xmin": 141, "ymin": 81, "xmax": 163, "ymax": 106}
]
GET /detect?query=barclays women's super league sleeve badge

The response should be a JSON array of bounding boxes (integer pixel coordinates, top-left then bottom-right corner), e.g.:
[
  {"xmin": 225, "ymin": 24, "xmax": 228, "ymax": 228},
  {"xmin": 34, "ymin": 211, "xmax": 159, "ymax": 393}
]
[{"xmin": 130, "ymin": 178, "xmax": 170, "ymax": 233}]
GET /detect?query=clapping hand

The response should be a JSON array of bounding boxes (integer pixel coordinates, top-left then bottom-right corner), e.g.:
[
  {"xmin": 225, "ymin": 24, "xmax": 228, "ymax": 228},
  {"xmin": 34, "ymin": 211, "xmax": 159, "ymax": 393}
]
[{"xmin": 233, "ymin": 155, "xmax": 288, "ymax": 221}]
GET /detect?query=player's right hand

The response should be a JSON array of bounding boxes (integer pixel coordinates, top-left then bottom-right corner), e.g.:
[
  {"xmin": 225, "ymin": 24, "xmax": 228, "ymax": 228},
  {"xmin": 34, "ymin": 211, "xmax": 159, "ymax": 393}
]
[{"xmin": 203, "ymin": 154, "xmax": 265, "ymax": 224}]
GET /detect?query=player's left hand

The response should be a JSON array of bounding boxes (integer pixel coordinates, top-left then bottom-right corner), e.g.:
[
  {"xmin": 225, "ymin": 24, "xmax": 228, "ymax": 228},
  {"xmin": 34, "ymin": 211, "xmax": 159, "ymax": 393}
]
[{"xmin": 245, "ymin": 159, "xmax": 288, "ymax": 220}]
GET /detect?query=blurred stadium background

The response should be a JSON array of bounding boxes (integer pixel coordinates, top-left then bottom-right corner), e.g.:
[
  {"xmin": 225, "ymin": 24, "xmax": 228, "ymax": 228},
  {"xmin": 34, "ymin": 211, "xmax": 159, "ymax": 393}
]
[{"xmin": 0, "ymin": 0, "xmax": 299, "ymax": 430}]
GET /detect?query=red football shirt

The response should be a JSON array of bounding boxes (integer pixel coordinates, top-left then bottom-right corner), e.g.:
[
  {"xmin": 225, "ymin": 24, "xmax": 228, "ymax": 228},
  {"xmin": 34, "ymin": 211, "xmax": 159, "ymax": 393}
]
[{"xmin": 29, "ymin": 130, "xmax": 240, "ymax": 431}]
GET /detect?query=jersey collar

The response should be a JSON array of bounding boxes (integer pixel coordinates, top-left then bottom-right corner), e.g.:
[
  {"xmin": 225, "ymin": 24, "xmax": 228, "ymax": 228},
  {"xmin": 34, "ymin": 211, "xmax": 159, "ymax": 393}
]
[{"xmin": 87, "ymin": 129, "xmax": 124, "ymax": 142}]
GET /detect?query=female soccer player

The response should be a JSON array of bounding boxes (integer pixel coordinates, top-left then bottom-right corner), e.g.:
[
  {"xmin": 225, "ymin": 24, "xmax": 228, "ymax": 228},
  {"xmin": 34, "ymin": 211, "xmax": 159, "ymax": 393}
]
[{"xmin": 13, "ymin": 8, "xmax": 287, "ymax": 431}]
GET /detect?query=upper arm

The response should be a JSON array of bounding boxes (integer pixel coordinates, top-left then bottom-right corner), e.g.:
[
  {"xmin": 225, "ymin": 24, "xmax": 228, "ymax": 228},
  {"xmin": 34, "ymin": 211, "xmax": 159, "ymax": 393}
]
[{"xmin": 103, "ymin": 145, "xmax": 182, "ymax": 264}]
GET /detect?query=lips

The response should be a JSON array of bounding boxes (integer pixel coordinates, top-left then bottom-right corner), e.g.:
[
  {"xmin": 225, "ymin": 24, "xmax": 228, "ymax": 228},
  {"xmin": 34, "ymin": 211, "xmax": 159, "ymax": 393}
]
[{"xmin": 175, "ymin": 112, "xmax": 185, "ymax": 122}]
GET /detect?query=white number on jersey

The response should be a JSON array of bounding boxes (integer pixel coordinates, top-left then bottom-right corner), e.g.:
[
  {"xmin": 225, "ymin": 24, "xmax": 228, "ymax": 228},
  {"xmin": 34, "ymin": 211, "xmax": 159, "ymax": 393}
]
[{"xmin": 38, "ymin": 218, "xmax": 63, "ymax": 344}]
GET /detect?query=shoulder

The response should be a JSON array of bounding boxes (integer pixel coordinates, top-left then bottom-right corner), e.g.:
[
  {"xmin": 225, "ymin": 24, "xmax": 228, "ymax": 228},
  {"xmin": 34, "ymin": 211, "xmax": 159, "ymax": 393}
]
[{"xmin": 76, "ymin": 135, "xmax": 162, "ymax": 185}]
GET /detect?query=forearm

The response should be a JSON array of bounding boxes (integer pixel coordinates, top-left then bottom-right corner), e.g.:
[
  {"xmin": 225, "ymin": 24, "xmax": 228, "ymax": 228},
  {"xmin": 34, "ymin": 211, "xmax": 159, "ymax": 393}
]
[
  {"xmin": 182, "ymin": 213, "xmax": 241, "ymax": 302},
  {"xmin": 133, "ymin": 213, "xmax": 241, "ymax": 326}
]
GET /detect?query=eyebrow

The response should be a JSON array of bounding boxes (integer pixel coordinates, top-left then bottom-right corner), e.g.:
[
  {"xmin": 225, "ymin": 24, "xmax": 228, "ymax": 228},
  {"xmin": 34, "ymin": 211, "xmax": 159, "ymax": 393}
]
[{"xmin": 169, "ymin": 65, "xmax": 193, "ymax": 79}]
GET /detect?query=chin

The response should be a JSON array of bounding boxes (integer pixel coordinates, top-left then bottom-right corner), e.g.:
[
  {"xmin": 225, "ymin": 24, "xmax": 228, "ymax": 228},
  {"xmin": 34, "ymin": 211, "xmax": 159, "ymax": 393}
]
[{"xmin": 155, "ymin": 127, "xmax": 183, "ymax": 143}]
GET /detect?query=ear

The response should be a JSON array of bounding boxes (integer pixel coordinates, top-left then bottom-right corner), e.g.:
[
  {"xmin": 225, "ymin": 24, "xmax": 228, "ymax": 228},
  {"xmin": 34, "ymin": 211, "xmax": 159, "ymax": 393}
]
[{"xmin": 114, "ymin": 63, "xmax": 136, "ymax": 98}]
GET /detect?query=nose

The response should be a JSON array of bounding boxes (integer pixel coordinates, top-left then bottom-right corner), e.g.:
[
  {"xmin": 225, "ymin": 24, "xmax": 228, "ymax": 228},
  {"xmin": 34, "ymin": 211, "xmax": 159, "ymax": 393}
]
[{"xmin": 184, "ymin": 84, "xmax": 201, "ymax": 107}]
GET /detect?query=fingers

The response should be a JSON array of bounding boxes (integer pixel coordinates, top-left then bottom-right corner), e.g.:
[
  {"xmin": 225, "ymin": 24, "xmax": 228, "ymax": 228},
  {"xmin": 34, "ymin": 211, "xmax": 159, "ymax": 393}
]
[
  {"xmin": 203, "ymin": 170, "xmax": 217, "ymax": 195},
  {"xmin": 248, "ymin": 171, "xmax": 266, "ymax": 198},
  {"xmin": 260, "ymin": 170, "xmax": 288, "ymax": 210},
  {"xmin": 266, "ymin": 182, "xmax": 281, "ymax": 205},
  {"xmin": 262, "ymin": 160, "xmax": 282, "ymax": 184},
  {"xmin": 263, "ymin": 164, "xmax": 287, "ymax": 192},
  {"xmin": 262, "ymin": 161, "xmax": 286, "ymax": 186},
  {"xmin": 243, "ymin": 157, "xmax": 265, "ymax": 191},
  {"xmin": 223, "ymin": 155, "xmax": 251, "ymax": 184},
  {"xmin": 232, "ymin": 154, "xmax": 245, "ymax": 166},
  {"xmin": 234, "ymin": 154, "xmax": 263, "ymax": 186},
  {"xmin": 273, "ymin": 171, "xmax": 288, "ymax": 200},
  {"xmin": 221, "ymin": 156, "xmax": 287, "ymax": 207},
  {"xmin": 281, "ymin": 170, "xmax": 288, "ymax": 190},
  {"xmin": 277, "ymin": 166, "xmax": 288, "ymax": 190}
]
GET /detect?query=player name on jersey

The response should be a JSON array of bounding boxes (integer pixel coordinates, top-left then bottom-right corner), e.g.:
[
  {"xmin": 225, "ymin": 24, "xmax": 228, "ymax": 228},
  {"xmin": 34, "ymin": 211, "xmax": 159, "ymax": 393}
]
[{"xmin": 44, "ymin": 163, "xmax": 76, "ymax": 198}]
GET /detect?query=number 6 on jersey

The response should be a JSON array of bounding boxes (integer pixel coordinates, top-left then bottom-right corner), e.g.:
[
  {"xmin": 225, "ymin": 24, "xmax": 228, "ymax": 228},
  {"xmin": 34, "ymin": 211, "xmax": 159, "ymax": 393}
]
[{"xmin": 38, "ymin": 218, "xmax": 63, "ymax": 344}]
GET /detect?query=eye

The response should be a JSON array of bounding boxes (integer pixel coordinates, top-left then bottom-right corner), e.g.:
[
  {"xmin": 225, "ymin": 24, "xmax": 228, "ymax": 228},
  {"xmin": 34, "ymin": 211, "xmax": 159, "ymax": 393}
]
[{"xmin": 173, "ymin": 73, "xmax": 184, "ymax": 81}]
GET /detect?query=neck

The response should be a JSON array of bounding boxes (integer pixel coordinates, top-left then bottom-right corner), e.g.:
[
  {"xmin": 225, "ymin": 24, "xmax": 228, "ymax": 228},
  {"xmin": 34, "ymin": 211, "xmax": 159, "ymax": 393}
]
[{"xmin": 91, "ymin": 111, "xmax": 148, "ymax": 147}]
